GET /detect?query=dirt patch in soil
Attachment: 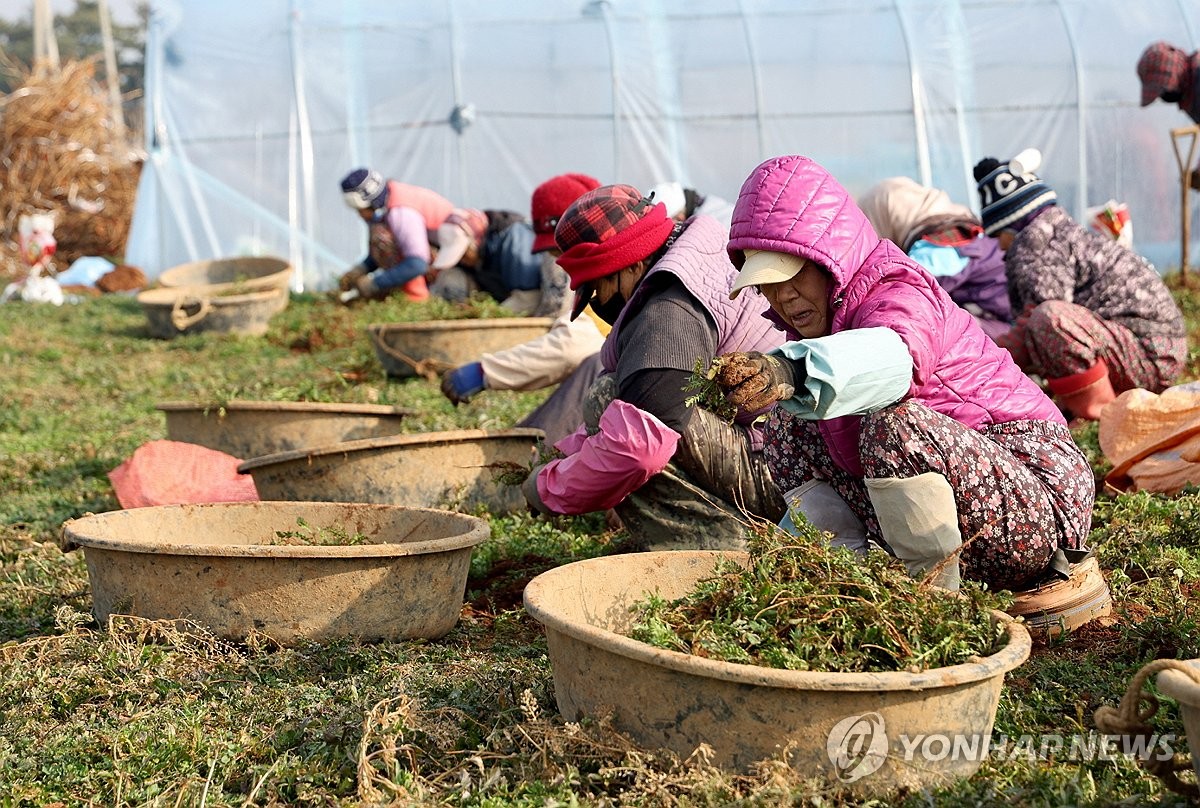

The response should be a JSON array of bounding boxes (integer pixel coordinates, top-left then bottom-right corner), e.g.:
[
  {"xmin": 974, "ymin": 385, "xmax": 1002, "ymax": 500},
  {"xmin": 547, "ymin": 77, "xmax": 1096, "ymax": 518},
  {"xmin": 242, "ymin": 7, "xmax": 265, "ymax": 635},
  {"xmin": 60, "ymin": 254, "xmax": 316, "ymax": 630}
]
[
  {"xmin": 1029, "ymin": 614, "xmax": 1125, "ymax": 657},
  {"xmin": 280, "ymin": 306, "xmax": 361, "ymax": 354},
  {"xmin": 466, "ymin": 554, "xmax": 558, "ymax": 619}
]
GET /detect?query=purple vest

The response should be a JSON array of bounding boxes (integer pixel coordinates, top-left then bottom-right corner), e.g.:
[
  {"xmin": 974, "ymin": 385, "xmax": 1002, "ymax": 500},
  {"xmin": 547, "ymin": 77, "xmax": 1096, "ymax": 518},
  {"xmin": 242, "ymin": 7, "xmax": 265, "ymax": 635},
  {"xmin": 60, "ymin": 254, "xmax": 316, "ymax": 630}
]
[{"xmin": 600, "ymin": 215, "xmax": 784, "ymax": 446}]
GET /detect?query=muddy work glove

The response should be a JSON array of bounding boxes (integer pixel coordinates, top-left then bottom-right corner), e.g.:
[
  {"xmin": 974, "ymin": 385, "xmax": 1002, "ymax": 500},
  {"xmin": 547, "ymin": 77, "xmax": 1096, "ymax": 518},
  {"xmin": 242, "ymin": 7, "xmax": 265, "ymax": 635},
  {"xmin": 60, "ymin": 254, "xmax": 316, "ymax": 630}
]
[
  {"xmin": 338, "ymin": 262, "xmax": 369, "ymax": 292},
  {"xmin": 521, "ymin": 463, "xmax": 553, "ymax": 516},
  {"xmin": 714, "ymin": 351, "xmax": 800, "ymax": 411},
  {"xmin": 440, "ymin": 362, "xmax": 486, "ymax": 405},
  {"xmin": 354, "ymin": 271, "xmax": 385, "ymax": 301}
]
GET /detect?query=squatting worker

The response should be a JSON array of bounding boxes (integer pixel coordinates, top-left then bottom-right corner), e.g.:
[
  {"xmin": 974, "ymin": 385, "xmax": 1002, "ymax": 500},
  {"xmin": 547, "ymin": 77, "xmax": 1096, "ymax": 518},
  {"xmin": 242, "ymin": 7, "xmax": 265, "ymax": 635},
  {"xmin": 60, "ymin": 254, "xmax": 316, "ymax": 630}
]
[
  {"xmin": 1137, "ymin": 42, "xmax": 1200, "ymax": 189},
  {"xmin": 712, "ymin": 154, "xmax": 1095, "ymax": 593},
  {"xmin": 973, "ymin": 149, "xmax": 1185, "ymax": 421},
  {"xmin": 857, "ymin": 176, "xmax": 1012, "ymax": 343},
  {"xmin": 337, "ymin": 167, "xmax": 453, "ymax": 301},
  {"xmin": 426, "ymin": 207, "xmax": 544, "ymax": 313},
  {"xmin": 438, "ymin": 174, "xmax": 609, "ymax": 445},
  {"xmin": 520, "ymin": 183, "xmax": 786, "ymax": 549}
]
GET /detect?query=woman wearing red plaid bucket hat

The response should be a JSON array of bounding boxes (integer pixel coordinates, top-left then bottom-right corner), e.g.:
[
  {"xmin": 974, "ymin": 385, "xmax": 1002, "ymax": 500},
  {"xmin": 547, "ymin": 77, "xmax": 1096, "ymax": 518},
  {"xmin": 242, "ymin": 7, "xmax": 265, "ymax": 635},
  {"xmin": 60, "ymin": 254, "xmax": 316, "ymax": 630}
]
[
  {"xmin": 1137, "ymin": 41, "xmax": 1200, "ymax": 124},
  {"xmin": 519, "ymin": 183, "xmax": 788, "ymax": 550}
]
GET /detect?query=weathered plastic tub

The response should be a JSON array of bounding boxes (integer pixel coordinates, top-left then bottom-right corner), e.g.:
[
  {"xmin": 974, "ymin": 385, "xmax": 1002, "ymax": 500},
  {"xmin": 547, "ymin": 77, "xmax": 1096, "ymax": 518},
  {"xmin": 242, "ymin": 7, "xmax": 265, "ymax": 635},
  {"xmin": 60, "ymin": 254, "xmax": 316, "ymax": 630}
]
[
  {"xmin": 1155, "ymin": 661, "xmax": 1200, "ymax": 786},
  {"xmin": 159, "ymin": 256, "xmax": 292, "ymax": 312},
  {"xmin": 157, "ymin": 400, "xmax": 415, "ymax": 459},
  {"xmin": 523, "ymin": 550, "xmax": 1031, "ymax": 790},
  {"xmin": 138, "ymin": 286, "xmax": 285, "ymax": 338},
  {"xmin": 238, "ymin": 428, "xmax": 544, "ymax": 514},
  {"xmin": 366, "ymin": 318, "xmax": 553, "ymax": 378},
  {"xmin": 60, "ymin": 501, "xmax": 488, "ymax": 644}
]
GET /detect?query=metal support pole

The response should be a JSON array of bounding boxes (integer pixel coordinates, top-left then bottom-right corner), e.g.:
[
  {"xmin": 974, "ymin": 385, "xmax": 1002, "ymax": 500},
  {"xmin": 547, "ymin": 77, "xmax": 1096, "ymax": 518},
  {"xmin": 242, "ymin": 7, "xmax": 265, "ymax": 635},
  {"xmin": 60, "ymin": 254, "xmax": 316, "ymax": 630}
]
[{"xmin": 1171, "ymin": 125, "xmax": 1199, "ymax": 280}]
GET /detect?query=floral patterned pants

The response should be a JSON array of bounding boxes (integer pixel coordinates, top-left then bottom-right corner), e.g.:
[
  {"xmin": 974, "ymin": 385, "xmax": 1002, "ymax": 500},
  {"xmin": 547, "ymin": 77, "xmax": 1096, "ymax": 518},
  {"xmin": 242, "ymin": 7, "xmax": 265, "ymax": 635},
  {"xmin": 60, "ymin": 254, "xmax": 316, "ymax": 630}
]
[
  {"xmin": 1022, "ymin": 300, "xmax": 1184, "ymax": 392},
  {"xmin": 763, "ymin": 401, "xmax": 1095, "ymax": 591}
]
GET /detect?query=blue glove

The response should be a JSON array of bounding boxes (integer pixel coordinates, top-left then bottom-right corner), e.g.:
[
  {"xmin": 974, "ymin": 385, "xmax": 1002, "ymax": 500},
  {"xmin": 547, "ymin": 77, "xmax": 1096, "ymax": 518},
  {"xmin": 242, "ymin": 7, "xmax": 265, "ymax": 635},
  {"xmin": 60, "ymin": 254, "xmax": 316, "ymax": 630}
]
[{"xmin": 441, "ymin": 362, "xmax": 486, "ymax": 405}]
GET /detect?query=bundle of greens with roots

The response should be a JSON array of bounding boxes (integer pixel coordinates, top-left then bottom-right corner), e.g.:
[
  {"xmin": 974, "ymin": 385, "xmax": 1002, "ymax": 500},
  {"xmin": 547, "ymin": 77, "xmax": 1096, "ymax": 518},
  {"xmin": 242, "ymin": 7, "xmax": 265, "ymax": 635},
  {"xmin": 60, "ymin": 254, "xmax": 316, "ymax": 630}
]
[
  {"xmin": 487, "ymin": 442, "xmax": 565, "ymax": 486},
  {"xmin": 627, "ymin": 519, "xmax": 1009, "ymax": 673},
  {"xmin": 683, "ymin": 356, "xmax": 738, "ymax": 422}
]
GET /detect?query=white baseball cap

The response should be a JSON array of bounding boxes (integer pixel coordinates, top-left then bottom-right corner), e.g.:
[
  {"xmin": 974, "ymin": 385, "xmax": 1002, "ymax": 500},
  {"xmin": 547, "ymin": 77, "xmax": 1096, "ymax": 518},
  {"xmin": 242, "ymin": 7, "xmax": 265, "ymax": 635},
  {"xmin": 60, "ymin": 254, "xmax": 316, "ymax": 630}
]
[
  {"xmin": 431, "ymin": 221, "xmax": 473, "ymax": 270},
  {"xmin": 728, "ymin": 249, "xmax": 807, "ymax": 299}
]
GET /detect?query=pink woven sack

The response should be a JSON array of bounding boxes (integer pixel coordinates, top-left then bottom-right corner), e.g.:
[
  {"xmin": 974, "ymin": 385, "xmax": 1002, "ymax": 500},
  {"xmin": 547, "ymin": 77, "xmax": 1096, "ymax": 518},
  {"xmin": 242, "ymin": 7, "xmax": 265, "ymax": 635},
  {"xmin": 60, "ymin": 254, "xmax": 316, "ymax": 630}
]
[{"xmin": 108, "ymin": 440, "xmax": 260, "ymax": 509}]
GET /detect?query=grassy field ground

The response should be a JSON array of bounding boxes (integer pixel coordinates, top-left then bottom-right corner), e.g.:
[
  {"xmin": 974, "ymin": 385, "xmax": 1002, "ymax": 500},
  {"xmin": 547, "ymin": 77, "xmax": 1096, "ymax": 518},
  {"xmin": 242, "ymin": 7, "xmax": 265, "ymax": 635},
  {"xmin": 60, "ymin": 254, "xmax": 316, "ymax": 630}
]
[{"xmin": 3, "ymin": 287, "xmax": 1200, "ymax": 806}]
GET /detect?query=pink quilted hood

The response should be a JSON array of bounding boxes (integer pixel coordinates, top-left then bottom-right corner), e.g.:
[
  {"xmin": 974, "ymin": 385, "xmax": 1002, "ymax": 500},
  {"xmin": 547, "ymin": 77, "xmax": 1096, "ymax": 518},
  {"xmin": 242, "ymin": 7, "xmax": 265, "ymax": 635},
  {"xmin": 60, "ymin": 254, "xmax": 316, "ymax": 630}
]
[
  {"xmin": 728, "ymin": 155, "xmax": 880, "ymax": 309},
  {"xmin": 726, "ymin": 155, "xmax": 1063, "ymax": 475}
]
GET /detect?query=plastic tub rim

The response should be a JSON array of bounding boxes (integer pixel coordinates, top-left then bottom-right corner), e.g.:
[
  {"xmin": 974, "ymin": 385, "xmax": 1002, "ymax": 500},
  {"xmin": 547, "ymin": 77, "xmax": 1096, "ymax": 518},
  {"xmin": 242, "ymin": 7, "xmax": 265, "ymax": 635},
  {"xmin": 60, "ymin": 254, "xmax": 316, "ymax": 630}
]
[
  {"xmin": 366, "ymin": 317, "xmax": 555, "ymax": 335},
  {"xmin": 156, "ymin": 400, "xmax": 415, "ymax": 417},
  {"xmin": 523, "ymin": 550, "xmax": 1032, "ymax": 693},
  {"xmin": 61, "ymin": 501, "xmax": 489, "ymax": 559},
  {"xmin": 236, "ymin": 427, "xmax": 545, "ymax": 473}
]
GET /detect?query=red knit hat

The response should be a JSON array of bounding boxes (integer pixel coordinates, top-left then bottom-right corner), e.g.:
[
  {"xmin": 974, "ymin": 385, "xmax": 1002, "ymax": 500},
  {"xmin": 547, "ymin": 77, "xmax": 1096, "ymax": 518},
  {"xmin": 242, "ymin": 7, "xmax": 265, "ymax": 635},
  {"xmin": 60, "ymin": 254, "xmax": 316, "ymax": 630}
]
[
  {"xmin": 555, "ymin": 184, "xmax": 673, "ymax": 289},
  {"xmin": 530, "ymin": 173, "xmax": 601, "ymax": 253}
]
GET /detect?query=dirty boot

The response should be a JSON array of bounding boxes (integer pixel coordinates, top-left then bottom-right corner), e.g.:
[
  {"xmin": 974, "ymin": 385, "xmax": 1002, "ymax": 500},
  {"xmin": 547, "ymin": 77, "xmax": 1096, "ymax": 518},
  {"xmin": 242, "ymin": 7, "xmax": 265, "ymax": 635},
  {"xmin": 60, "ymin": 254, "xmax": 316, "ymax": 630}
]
[
  {"xmin": 864, "ymin": 472, "xmax": 962, "ymax": 590},
  {"xmin": 780, "ymin": 479, "xmax": 868, "ymax": 553}
]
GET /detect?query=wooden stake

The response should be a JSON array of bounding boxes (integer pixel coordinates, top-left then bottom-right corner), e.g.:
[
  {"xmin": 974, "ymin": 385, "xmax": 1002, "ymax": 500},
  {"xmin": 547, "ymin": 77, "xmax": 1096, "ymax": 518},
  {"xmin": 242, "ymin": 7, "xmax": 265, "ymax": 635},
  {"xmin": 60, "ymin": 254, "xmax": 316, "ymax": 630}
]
[
  {"xmin": 97, "ymin": 0, "xmax": 126, "ymax": 142},
  {"xmin": 1171, "ymin": 124, "xmax": 1200, "ymax": 282}
]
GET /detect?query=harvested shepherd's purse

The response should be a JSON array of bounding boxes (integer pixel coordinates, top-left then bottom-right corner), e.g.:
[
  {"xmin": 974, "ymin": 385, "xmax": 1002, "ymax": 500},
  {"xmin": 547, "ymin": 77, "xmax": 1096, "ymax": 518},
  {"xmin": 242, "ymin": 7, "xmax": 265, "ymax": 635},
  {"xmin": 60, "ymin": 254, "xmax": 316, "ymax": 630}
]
[{"xmin": 628, "ymin": 519, "xmax": 1008, "ymax": 673}]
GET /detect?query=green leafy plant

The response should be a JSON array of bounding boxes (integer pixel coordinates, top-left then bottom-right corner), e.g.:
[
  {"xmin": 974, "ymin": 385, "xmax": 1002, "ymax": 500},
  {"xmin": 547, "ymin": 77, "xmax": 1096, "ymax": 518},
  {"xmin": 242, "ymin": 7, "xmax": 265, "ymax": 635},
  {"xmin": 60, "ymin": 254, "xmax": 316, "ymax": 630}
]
[
  {"xmin": 367, "ymin": 292, "xmax": 519, "ymax": 322},
  {"xmin": 628, "ymin": 519, "xmax": 1007, "ymax": 673},
  {"xmin": 683, "ymin": 356, "xmax": 738, "ymax": 423},
  {"xmin": 487, "ymin": 442, "xmax": 566, "ymax": 486},
  {"xmin": 270, "ymin": 517, "xmax": 370, "ymax": 546}
]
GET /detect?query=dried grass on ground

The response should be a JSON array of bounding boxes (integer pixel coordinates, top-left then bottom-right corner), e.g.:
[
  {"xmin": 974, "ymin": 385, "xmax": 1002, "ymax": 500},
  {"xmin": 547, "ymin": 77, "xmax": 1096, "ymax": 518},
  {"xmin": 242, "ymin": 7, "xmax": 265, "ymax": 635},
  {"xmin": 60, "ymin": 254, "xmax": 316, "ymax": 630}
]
[
  {"xmin": 0, "ymin": 57, "xmax": 141, "ymax": 279},
  {"xmin": 3, "ymin": 293, "xmax": 1199, "ymax": 805}
]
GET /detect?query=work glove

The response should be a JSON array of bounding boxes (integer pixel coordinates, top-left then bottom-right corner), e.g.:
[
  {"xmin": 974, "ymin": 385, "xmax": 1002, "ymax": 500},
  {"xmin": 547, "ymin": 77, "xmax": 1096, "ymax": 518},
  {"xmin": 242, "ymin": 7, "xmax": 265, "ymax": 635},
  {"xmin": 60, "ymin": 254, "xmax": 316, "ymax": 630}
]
[
  {"xmin": 714, "ymin": 351, "xmax": 798, "ymax": 411},
  {"xmin": 440, "ymin": 362, "xmax": 486, "ymax": 406},
  {"xmin": 338, "ymin": 262, "xmax": 368, "ymax": 292},
  {"xmin": 354, "ymin": 271, "xmax": 384, "ymax": 301},
  {"xmin": 521, "ymin": 463, "xmax": 553, "ymax": 516}
]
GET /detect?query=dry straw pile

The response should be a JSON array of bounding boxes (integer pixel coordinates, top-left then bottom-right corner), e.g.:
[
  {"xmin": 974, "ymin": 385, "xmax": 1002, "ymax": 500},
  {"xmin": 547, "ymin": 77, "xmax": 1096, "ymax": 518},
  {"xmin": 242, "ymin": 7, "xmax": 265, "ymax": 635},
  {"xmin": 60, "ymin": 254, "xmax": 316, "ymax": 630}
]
[{"xmin": 0, "ymin": 57, "xmax": 141, "ymax": 278}]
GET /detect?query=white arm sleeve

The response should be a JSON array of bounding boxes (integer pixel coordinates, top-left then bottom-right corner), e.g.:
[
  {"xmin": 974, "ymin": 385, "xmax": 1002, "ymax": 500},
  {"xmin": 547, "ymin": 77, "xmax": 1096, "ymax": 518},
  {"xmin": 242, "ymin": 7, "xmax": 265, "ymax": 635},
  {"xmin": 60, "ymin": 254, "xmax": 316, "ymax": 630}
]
[
  {"xmin": 480, "ymin": 314, "xmax": 606, "ymax": 391},
  {"xmin": 773, "ymin": 327, "xmax": 913, "ymax": 420}
]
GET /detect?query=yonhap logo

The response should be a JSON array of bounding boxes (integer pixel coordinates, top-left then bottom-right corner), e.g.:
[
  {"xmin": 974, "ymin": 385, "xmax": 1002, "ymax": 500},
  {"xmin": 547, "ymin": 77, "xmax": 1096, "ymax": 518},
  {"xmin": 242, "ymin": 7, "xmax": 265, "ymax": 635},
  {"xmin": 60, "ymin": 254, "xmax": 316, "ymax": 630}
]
[{"xmin": 826, "ymin": 712, "xmax": 888, "ymax": 783}]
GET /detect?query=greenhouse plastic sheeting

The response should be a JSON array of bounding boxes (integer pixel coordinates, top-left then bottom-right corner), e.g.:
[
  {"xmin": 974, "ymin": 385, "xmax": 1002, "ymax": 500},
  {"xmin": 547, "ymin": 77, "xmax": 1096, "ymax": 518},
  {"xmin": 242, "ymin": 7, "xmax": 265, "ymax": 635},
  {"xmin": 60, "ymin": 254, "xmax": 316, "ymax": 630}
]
[{"xmin": 126, "ymin": 0, "xmax": 1200, "ymax": 291}]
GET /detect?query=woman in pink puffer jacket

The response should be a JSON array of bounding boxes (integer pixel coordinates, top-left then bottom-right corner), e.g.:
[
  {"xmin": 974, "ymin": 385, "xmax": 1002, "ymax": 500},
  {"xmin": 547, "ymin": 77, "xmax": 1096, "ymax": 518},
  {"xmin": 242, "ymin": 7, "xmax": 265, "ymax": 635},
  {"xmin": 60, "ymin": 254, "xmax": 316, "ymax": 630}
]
[{"xmin": 713, "ymin": 155, "xmax": 1094, "ymax": 593}]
